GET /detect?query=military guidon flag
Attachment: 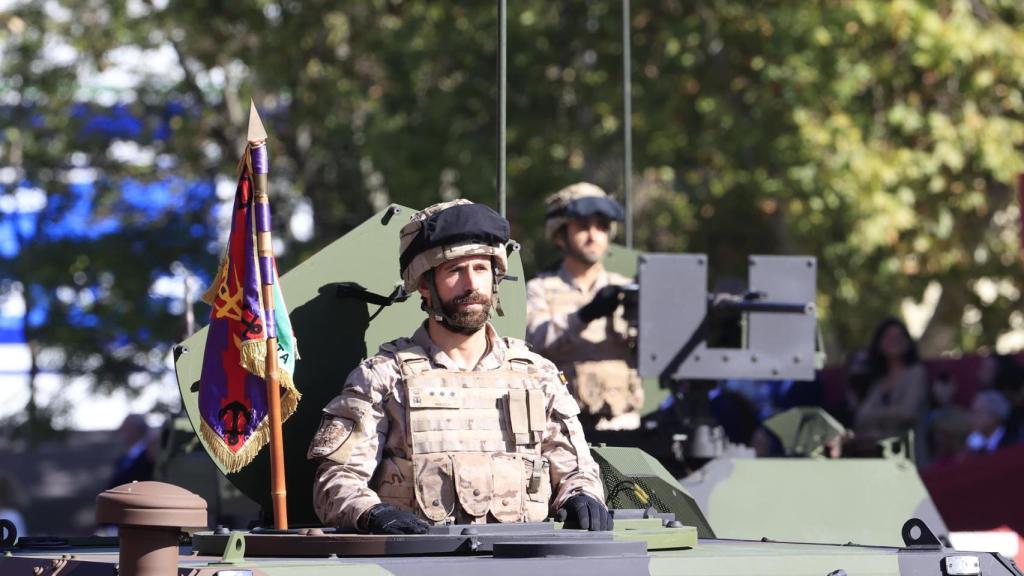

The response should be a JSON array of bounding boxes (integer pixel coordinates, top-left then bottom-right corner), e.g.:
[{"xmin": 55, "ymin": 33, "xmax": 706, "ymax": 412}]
[{"xmin": 198, "ymin": 102, "xmax": 299, "ymax": 473}]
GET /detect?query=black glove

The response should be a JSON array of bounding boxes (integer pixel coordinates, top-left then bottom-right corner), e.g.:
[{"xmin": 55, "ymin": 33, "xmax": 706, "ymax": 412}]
[
  {"xmin": 363, "ymin": 503, "xmax": 429, "ymax": 535},
  {"xmin": 559, "ymin": 493, "xmax": 613, "ymax": 531},
  {"xmin": 577, "ymin": 285, "xmax": 623, "ymax": 324}
]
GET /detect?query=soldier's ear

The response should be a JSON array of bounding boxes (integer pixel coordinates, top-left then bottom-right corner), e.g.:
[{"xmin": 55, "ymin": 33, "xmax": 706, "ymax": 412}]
[
  {"xmin": 418, "ymin": 278, "xmax": 432, "ymax": 305},
  {"xmin": 554, "ymin": 228, "xmax": 568, "ymax": 251}
]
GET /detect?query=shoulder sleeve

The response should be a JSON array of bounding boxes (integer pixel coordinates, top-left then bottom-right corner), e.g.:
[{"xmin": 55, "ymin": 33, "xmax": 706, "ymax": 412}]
[
  {"xmin": 309, "ymin": 356, "xmax": 395, "ymax": 529},
  {"xmin": 325, "ymin": 352, "xmax": 400, "ymax": 408},
  {"xmin": 378, "ymin": 336, "xmax": 413, "ymax": 355},
  {"xmin": 525, "ymin": 276, "xmax": 586, "ymax": 353},
  {"xmin": 536, "ymin": 363, "xmax": 604, "ymax": 507},
  {"xmin": 503, "ymin": 336, "xmax": 531, "ymax": 353}
]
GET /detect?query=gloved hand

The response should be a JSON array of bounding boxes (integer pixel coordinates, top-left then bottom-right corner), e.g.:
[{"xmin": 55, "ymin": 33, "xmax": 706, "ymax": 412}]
[
  {"xmin": 577, "ymin": 285, "xmax": 623, "ymax": 324},
  {"xmin": 559, "ymin": 493, "xmax": 613, "ymax": 531},
  {"xmin": 363, "ymin": 503, "xmax": 429, "ymax": 535}
]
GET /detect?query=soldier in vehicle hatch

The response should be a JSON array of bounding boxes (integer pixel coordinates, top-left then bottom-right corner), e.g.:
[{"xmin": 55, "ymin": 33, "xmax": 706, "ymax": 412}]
[
  {"xmin": 526, "ymin": 183, "xmax": 643, "ymax": 432},
  {"xmin": 308, "ymin": 199, "xmax": 610, "ymax": 534}
]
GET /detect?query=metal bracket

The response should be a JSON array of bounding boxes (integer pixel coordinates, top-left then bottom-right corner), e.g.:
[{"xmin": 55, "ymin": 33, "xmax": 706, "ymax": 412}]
[
  {"xmin": 0, "ymin": 519, "xmax": 15, "ymax": 550},
  {"xmin": 380, "ymin": 205, "xmax": 402, "ymax": 225},
  {"xmin": 901, "ymin": 518, "xmax": 941, "ymax": 549},
  {"xmin": 218, "ymin": 531, "xmax": 247, "ymax": 565},
  {"xmin": 879, "ymin": 430, "xmax": 915, "ymax": 464},
  {"xmin": 172, "ymin": 344, "xmax": 188, "ymax": 363}
]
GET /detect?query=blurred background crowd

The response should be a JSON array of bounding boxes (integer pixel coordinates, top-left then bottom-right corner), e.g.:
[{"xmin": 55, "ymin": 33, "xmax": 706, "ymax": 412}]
[{"xmin": 710, "ymin": 316, "xmax": 1024, "ymax": 467}]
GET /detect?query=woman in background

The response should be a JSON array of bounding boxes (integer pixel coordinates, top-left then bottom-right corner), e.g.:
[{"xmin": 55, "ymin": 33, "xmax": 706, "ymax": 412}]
[{"xmin": 853, "ymin": 317, "xmax": 929, "ymax": 449}]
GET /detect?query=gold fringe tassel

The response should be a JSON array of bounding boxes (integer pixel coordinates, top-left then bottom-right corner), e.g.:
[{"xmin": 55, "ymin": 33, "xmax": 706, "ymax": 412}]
[
  {"xmin": 238, "ymin": 340, "xmax": 300, "ymax": 399},
  {"xmin": 239, "ymin": 339, "xmax": 302, "ymax": 425},
  {"xmin": 200, "ymin": 417, "xmax": 270, "ymax": 474},
  {"xmin": 201, "ymin": 340, "xmax": 301, "ymax": 474}
]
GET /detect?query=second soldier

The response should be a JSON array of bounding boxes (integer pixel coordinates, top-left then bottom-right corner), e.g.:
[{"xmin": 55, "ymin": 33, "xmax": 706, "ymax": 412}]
[{"xmin": 526, "ymin": 183, "xmax": 644, "ymax": 432}]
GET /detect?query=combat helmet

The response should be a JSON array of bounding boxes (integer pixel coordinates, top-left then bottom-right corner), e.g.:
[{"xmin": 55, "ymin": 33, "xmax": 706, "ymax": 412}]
[
  {"xmin": 399, "ymin": 199, "xmax": 511, "ymax": 323},
  {"xmin": 544, "ymin": 182, "xmax": 625, "ymax": 241}
]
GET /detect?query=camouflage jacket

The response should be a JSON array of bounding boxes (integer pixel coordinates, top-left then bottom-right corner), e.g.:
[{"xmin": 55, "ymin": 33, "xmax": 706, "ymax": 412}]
[{"xmin": 526, "ymin": 265, "xmax": 643, "ymax": 428}]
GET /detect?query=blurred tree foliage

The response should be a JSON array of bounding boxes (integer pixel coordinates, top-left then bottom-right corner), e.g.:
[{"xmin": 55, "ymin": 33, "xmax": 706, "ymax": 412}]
[
  {"xmin": 2, "ymin": 0, "xmax": 1024, "ymax": 437},
  {"xmin": 0, "ymin": 3, "xmax": 219, "ymax": 441}
]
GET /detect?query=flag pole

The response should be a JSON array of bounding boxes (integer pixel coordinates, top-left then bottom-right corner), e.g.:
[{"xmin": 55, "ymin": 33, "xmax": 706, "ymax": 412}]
[{"xmin": 247, "ymin": 100, "xmax": 288, "ymax": 530}]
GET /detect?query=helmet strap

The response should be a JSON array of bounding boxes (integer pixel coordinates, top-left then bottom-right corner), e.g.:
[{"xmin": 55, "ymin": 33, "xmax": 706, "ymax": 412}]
[
  {"xmin": 493, "ymin": 289, "xmax": 504, "ymax": 317},
  {"xmin": 425, "ymin": 270, "xmax": 447, "ymax": 323},
  {"xmin": 491, "ymin": 259, "xmax": 504, "ymax": 317}
]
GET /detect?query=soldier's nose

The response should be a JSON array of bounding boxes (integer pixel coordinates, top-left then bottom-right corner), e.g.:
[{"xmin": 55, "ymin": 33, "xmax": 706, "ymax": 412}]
[{"xmin": 465, "ymin": 270, "xmax": 485, "ymax": 291}]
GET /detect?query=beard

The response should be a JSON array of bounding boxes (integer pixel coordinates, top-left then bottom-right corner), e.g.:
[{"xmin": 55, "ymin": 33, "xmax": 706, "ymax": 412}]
[
  {"xmin": 560, "ymin": 230, "xmax": 605, "ymax": 265},
  {"xmin": 566, "ymin": 241, "xmax": 603, "ymax": 265},
  {"xmin": 439, "ymin": 290, "xmax": 492, "ymax": 335}
]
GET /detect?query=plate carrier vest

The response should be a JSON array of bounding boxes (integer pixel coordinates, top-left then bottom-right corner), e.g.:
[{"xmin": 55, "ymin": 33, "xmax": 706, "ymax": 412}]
[{"xmin": 372, "ymin": 338, "xmax": 553, "ymax": 524}]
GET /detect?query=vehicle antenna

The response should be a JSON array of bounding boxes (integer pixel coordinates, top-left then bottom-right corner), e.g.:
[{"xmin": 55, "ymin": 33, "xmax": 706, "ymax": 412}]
[
  {"xmin": 622, "ymin": 0, "xmax": 633, "ymax": 248},
  {"xmin": 497, "ymin": 0, "xmax": 507, "ymax": 217}
]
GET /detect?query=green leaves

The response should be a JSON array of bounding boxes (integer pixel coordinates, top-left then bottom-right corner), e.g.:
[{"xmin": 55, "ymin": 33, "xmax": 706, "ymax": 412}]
[{"xmin": 5, "ymin": 0, "xmax": 1024, "ymax": 435}]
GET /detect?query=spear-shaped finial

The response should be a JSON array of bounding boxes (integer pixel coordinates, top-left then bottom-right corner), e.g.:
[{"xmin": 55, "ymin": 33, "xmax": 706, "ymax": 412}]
[{"xmin": 247, "ymin": 99, "xmax": 268, "ymax": 144}]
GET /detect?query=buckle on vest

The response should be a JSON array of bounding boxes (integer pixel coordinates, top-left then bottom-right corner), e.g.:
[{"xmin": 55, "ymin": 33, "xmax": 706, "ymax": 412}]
[
  {"xmin": 528, "ymin": 459, "xmax": 545, "ymax": 494},
  {"xmin": 398, "ymin": 355, "xmax": 431, "ymax": 378},
  {"xmin": 508, "ymin": 357, "xmax": 533, "ymax": 373}
]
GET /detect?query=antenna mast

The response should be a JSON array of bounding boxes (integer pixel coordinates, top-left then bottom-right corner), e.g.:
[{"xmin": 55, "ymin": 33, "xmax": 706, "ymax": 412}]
[
  {"xmin": 622, "ymin": 0, "xmax": 634, "ymax": 248},
  {"xmin": 497, "ymin": 0, "xmax": 508, "ymax": 217}
]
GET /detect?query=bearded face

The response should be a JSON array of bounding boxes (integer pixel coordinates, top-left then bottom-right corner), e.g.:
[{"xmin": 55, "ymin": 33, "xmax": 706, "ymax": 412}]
[
  {"xmin": 564, "ymin": 235, "xmax": 604, "ymax": 265},
  {"xmin": 439, "ymin": 289, "xmax": 491, "ymax": 335},
  {"xmin": 420, "ymin": 255, "xmax": 495, "ymax": 335},
  {"xmin": 560, "ymin": 215, "xmax": 611, "ymax": 265}
]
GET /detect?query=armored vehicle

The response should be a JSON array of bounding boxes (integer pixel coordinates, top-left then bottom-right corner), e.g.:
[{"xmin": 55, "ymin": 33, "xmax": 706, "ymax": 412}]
[{"xmin": 1, "ymin": 206, "xmax": 1017, "ymax": 576}]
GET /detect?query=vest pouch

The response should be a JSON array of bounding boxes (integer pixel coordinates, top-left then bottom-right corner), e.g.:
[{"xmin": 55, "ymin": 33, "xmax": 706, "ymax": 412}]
[
  {"xmin": 574, "ymin": 360, "xmax": 634, "ymax": 417},
  {"xmin": 572, "ymin": 362, "xmax": 608, "ymax": 415},
  {"xmin": 627, "ymin": 369, "xmax": 644, "ymax": 413},
  {"xmin": 413, "ymin": 453, "xmax": 456, "ymax": 522},
  {"xmin": 489, "ymin": 453, "xmax": 523, "ymax": 522},
  {"xmin": 375, "ymin": 456, "xmax": 415, "ymax": 513},
  {"xmin": 603, "ymin": 376, "xmax": 630, "ymax": 417},
  {"xmin": 452, "ymin": 453, "xmax": 493, "ymax": 518},
  {"xmin": 601, "ymin": 365, "xmax": 644, "ymax": 416},
  {"xmin": 523, "ymin": 455, "xmax": 552, "ymax": 522}
]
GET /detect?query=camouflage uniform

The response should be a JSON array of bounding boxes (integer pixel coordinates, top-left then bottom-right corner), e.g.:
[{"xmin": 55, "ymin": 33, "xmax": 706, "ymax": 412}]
[
  {"xmin": 527, "ymin": 183, "xmax": 643, "ymax": 431},
  {"xmin": 309, "ymin": 323, "xmax": 603, "ymax": 529},
  {"xmin": 526, "ymin": 267, "xmax": 643, "ymax": 431}
]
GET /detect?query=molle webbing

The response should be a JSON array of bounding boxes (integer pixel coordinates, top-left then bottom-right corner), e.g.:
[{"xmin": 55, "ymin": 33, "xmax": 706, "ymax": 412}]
[
  {"xmin": 403, "ymin": 370, "xmax": 543, "ymax": 454},
  {"xmin": 395, "ymin": 344, "xmax": 544, "ymax": 455},
  {"xmin": 387, "ymin": 340, "xmax": 554, "ymax": 523}
]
